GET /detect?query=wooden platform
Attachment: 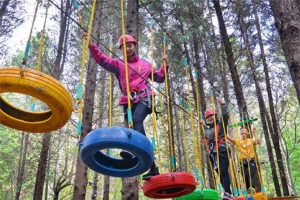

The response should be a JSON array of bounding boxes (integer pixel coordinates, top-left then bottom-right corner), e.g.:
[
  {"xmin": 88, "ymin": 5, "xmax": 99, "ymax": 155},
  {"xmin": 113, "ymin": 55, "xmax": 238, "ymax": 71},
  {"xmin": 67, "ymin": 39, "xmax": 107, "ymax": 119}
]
[{"xmin": 268, "ymin": 197, "xmax": 299, "ymax": 200}]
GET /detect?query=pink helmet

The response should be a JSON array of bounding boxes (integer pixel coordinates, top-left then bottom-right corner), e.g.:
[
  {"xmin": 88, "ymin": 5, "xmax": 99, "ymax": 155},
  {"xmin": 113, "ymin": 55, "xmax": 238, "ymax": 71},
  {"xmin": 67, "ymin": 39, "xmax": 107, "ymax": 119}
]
[
  {"xmin": 118, "ymin": 35, "xmax": 137, "ymax": 49},
  {"xmin": 205, "ymin": 109, "xmax": 217, "ymax": 119}
]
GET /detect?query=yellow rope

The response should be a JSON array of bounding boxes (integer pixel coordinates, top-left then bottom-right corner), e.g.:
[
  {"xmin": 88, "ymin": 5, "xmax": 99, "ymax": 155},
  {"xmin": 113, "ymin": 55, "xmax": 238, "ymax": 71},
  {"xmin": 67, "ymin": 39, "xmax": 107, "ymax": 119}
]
[
  {"xmin": 229, "ymin": 110, "xmax": 241, "ymax": 192},
  {"xmin": 220, "ymin": 110, "xmax": 238, "ymax": 194},
  {"xmin": 150, "ymin": 17, "xmax": 162, "ymax": 171},
  {"xmin": 36, "ymin": 0, "xmax": 50, "ymax": 71},
  {"xmin": 248, "ymin": 124, "xmax": 265, "ymax": 193},
  {"xmin": 28, "ymin": 0, "xmax": 41, "ymax": 41},
  {"xmin": 231, "ymin": 110, "xmax": 247, "ymax": 193},
  {"xmin": 194, "ymin": 69, "xmax": 206, "ymax": 188},
  {"xmin": 208, "ymin": 154, "xmax": 217, "ymax": 189},
  {"xmin": 22, "ymin": 0, "xmax": 41, "ymax": 65},
  {"xmin": 178, "ymin": 99, "xmax": 190, "ymax": 173},
  {"xmin": 120, "ymin": 0, "xmax": 133, "ymax": 128},
  {"xmin": 30, "ymin": 0, "xmax": 49, "ymax": 110},
  {"xmin": 183, "ymin": 60, "xmax": 205, "ymax": 186},
  {"xmin": 211, "ymin": 92, "xmax": 222, "ymax": 192},
  {"xmin": 184, "ymin": 67, "xmax": 200, "ymax": 169},
  {"xmin": 159, "ymin": 90, "xmax": 171, "ymax": 171},
  {"xmin": 109, "ymin": 34, "xmax": 113, "ymax": 127},
  {"xmin": 162, "ymin": 32, "xmax": 175, "ymax": 171},
  {"xmin": 77, "ymin": 0, "xmax": 97, "ymax": 136}
]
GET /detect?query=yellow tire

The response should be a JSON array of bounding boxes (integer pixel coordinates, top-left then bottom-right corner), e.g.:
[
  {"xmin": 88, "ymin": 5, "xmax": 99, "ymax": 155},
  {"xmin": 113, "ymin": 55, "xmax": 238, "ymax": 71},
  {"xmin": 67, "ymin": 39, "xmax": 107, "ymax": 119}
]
[{"xmin": 0, "ymin": 67, "xmax": 73, "ymax": 133}]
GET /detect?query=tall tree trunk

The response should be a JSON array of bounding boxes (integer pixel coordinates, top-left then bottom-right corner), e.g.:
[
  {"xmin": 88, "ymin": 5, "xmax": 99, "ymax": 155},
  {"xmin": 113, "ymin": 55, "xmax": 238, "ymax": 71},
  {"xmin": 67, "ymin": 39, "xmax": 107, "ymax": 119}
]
[
  {"xmin": 188, "ymin": 4, "xmax": 211, "ymax": 185},
  {"xmin": 212, "ymin": 0, "xmax": 248, "ymax": 118},
  {"xmin": 126, "ymin": 0, "xmax": 139, "ymax": 52},
  {"xmin": 44, "ymin": 145, "xmax": 51, "ymax": 200},
  {"xmin": 102, "ymin": 175, "xmax": 110, "ymax": 200},
  {"xmin": 235, "ymin": 2, "xmax": 282, "ymax": 194},
  {"xmin": 91, "ymin": 69, "xmax": 107, "ymax": 200},
  {"xmin": 253, "ymin": 0, "xmax": 290, "ymax": 196},
  {"xmin": 72, "ymin": 0, "xmax": 103, "ymax": 198},
  {"xmin": 269, "ymin": 0, "xmax": 300, "ymax": 107},
  {"xmin": 208, "ymin": 0, "xmax": 229, "ymax": 102},
  {"xmin": 166, "ymin": 76, "xmax": 176, "ymax": 170},
  {"xmin": 121, "ymin": 0, "xmax": 139, "ymax": 198},
  {"xmin": 33, "ymin": 1, "xmax": 71, "ymax": 199},
  {"xmin": 53, "ymin": 0, "xmax": 71, "ymax": 79},
  {"xmin": 220, "ymin": 49, "xmax": 229, "ymax": 102},
  {"xmin": 280, "ymin": 136, "xmax": 296, "ymax": 195},
  {"xmin": 175, "ymin": 11, "xmax": 197, "ymax": 105},
  {"xmin": 33, "ymin": 134, "xmax": 51, "ymax": 200},
  {"xmin": 15, "ymin": 133, "xmax": 29, "ymax": 200},
  {"xmin": 263, "ymin": 109, "xmax": 282, "ymax": 196},
  {"xmin": 121, "ymin": 177, "xmax": 139, "ymax": 200},
  {"xmin": 174, "ymin": 103, "xmax": 183, "ymax": 171}
]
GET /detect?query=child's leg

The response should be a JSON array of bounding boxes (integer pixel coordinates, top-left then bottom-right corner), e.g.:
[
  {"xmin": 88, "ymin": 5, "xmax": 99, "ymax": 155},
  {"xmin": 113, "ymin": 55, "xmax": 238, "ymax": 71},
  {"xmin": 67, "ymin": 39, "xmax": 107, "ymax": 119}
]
[
  {"xmin": 131, "ymin": 102, "xmax": 151, "ymax": 135},
  {"xmin": 243, "ymin": 162, "xmax": 250, "ymax": 190},
  {"xmin": 249, "ymin": 160, "xmax": 256, "ymax": 188},
  {"xmin": 219, "ymin": 154, "xmax": 232, "ymax": 194}
]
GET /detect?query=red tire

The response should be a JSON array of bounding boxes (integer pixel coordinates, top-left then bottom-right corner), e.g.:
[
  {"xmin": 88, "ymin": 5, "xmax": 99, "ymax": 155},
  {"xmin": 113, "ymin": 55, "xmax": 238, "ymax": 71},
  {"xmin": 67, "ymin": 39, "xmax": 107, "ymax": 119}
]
[{"xmin": 142, "ymin": 172, "xmax": 197, "ymax": 199}]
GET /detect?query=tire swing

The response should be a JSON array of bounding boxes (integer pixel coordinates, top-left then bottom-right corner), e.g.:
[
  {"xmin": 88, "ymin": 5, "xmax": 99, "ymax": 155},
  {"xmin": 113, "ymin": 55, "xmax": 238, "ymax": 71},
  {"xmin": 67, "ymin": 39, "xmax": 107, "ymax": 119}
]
[
  {"xmin": 0, "ymin": 2, "xmax": 72, "ymax": 133},
  {"xmin": 143, "ymin": 172, "xmax": 197, "ymax": 199},
  {"xmin": 175, "ymin": 188, "xmax": 220, "ymax": 200},
  {"xmin": 142, "ymin": 38, "xmax": 197, "ymax": 199},
  {"xmin": 0, "ymin": 67, "xmax": 72, "ymax": 133},
  {"xmin": 80, "ymin": 127, "xmax": 154, "ymax": 177},
  {"xmin": 79, "ymin": 0, "xmax": 153, "ymax": 177}
]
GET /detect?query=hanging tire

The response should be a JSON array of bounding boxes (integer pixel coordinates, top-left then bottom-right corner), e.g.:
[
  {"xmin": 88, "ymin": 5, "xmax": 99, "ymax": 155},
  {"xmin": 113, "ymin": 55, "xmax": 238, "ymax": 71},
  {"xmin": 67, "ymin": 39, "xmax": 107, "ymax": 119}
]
[
  {"xmin": 175, "ymin": 188, "xmax": 220, "ymax": 200},
  {"xmin": 143, "ymin": 172, "xmax": 197, "ymax": 199},
  {"xmin": 0, "ymin": 67, "xmax": 72, "ymax": 133},
  {"xmin": 80, "ymin": 126, "xmax": 154, "ymax": 177}
]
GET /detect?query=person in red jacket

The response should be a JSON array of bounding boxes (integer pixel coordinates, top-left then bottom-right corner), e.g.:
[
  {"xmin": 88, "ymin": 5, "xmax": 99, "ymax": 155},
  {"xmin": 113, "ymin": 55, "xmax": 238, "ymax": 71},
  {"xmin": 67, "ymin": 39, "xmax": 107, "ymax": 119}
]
[
  {"xmin": 201, "ymin": 98, "xmax": 232, "ymax": 199},
  {"xmin": 85, "ymin": 33, "xmax": 168, "ymax": 180}
]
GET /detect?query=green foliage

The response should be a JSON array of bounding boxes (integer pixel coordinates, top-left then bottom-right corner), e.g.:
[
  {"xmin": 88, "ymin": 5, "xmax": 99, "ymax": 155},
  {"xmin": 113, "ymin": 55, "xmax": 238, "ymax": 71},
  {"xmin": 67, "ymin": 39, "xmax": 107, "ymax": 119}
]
[{"xmin": 0, "ymin": 126, "xmax": 21, "ymax": 199}]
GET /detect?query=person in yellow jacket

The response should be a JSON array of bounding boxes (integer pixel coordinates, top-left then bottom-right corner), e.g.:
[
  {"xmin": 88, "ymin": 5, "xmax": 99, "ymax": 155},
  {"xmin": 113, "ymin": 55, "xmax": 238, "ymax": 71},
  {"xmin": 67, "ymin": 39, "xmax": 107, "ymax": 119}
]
[{"xmin": 226, "ymin": 127, "xmax": 260, "ymax": 191}]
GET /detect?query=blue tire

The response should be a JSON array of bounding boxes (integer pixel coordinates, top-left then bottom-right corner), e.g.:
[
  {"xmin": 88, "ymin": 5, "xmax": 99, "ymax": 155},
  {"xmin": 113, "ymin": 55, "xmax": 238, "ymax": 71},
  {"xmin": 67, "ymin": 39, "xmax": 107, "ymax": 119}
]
[{"xmin": 80, "ymin": 126, "xmax": 154, "ymax": 177}]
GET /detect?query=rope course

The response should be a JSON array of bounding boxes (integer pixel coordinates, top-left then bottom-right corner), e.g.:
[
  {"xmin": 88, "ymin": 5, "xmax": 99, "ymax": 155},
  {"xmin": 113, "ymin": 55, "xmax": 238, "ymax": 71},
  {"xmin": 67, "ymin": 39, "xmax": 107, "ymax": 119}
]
[{"xmin": 42, "ymin": 1, "xmax": 276, "ymax": 199}]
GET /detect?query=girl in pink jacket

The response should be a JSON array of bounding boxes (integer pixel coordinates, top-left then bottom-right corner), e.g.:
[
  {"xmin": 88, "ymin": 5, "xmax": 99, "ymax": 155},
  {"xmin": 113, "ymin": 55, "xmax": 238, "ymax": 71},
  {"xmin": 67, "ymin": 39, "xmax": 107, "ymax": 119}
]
[{"xmin": 87, "ymin": 34, "xmax": 168, "ymax": 180}]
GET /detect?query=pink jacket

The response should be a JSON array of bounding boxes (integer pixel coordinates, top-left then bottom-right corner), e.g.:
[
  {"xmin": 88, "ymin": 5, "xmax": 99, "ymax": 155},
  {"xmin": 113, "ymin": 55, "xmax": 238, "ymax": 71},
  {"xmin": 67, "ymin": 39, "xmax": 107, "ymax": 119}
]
[{"xmin": 89, "ymin": 44, "xmax": 168, "ymax": 105}]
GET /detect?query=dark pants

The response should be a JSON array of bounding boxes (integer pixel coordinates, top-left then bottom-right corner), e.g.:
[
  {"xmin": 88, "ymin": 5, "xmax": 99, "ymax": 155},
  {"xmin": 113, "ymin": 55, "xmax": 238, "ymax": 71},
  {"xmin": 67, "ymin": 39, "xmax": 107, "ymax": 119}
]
[
  {"xmin": 241, "ymin": 159, "xmax": 256, "ymax": 190},
  {"xmin": 123, "ymin": 101, "xmax": 158, "ymax": 171},
  {"xmin": 210, "ymin": 152, "xmax": 232, "ymax": 194},
  {"xmin": 123, "ymin": 101, "xmax": 151, "ymax": 135}
]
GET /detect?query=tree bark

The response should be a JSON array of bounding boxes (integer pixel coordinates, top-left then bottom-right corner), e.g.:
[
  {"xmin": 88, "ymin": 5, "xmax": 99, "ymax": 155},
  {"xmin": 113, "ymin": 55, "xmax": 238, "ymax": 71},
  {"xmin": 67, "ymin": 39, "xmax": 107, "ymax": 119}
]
[
  {"xmin": 72, "ymin": 0, "xmax": 103, "ymax": 198},
  {"xmin": 92, "ymin": 68, "xmax": 107, "ymax": 200},
  {"xmin": 33, "ymin": 134, "xmax": 51, "ymax": 200},
  {"xmin": 269, "ymin": 0, "xmax": 300, "ymax": 107},
  {"xmin": 235, "ymin": 2, "xmax": 282, "ymax": 194},
  {"xmin": 212, "ymin": 0, "xmax": 248, "ymax": 118},
  {"xmin": 14, "ymin": 133, "xmax": 29, "ymax": 200},
  {"xmin": 121, "ymin": 177, "xmax": 138, "ymax": 200},
  {"xmin": 126, "ymin": 0, "xmax": 139, "ymax": 52},
  {"xmin": 174, "ymin": 104, "xmax": 183, "ymax": 171},
  {"xmin": 253, "ymin": 0, "xmax": 290, "ymax": 196},
  {"xmin": 53, "ymin": 0, "xmax": 71, "ymax": 79},
  {"xmin": 120, "ymin": 1, "xmax": 140, "ymax": 198},
  {"xmin": 33, "ymin": 1, "xmax": 71, "ymax": 199}
]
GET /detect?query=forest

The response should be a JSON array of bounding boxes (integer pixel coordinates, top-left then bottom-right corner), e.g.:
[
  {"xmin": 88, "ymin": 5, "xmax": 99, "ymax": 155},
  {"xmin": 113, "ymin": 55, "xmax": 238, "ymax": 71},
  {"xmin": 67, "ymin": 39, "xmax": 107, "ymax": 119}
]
[{"xmin": 0, "ymin": 0, "xmax": 299, "ymax": 199}]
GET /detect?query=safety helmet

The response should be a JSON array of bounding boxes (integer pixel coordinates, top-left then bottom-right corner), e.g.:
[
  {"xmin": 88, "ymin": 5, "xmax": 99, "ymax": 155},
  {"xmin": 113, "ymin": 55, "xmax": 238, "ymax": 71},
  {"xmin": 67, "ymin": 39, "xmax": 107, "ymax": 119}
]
[
  {"xmin": 204, "ymin": 109, "xmax": 217, "ymax": 119},
  {"xmin": 118, "ymin": 35, "xmax": 137, "ymax": 49}
]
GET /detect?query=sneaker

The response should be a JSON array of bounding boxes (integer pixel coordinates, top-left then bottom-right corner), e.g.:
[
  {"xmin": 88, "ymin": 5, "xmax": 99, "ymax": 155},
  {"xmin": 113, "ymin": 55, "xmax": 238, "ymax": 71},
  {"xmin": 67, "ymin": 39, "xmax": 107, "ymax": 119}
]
[
  {"xmin": 142, "ymin": 166, "xmax": 159, "ymax": 180},
  {"xmin": 222, "ymin": 192, "xmax": 233, "ymax": 200},
  {"xmin": 120, "ymin": 150, "xmax": 134, "ymax": 159}
]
